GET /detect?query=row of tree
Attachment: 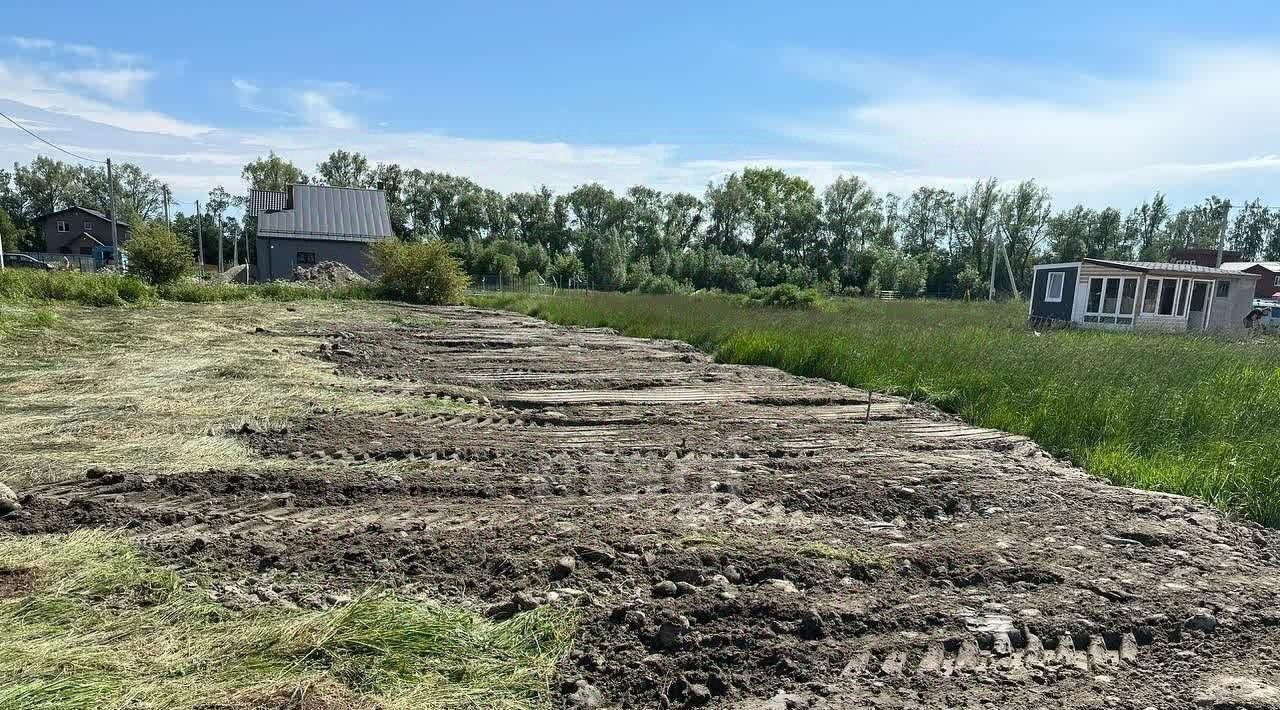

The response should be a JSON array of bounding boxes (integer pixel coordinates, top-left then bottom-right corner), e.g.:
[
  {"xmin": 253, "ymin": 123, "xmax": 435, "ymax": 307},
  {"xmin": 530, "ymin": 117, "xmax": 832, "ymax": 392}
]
[{"xmin": 3, "ymin": 150, "xmax": 1279, "ymax": 296}]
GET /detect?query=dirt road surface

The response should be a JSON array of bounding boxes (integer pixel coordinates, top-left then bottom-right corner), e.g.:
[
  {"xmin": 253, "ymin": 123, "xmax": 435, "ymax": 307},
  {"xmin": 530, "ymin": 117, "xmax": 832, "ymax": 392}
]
[{"xmin": 9, "ymin": 306, "xmax": 1280, "ymax": 709}]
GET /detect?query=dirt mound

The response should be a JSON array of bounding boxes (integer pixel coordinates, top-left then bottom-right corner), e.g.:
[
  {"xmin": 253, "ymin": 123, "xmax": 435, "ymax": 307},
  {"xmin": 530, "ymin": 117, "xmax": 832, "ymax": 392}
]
[
  {"xmin": 291, "ymin": 261, "xmax": 369, "ymax": 288},
  {"xmin": 7, "ymin": 306, "xmax": 1280, "ymax": 709}
]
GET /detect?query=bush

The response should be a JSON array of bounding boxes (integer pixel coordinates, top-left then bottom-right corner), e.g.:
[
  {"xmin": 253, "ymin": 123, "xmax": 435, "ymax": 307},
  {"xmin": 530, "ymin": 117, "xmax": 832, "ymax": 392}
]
[
  {"xmin": 630, "ymin": 274, "xmax": 692, "ymax": 295},
  {"xmin": 841, "ymin": 286, "xmax": 862, "ymax": 298},
  {"xmin": 125, "ymin": 223, "xmax": 193, "ymax": 285},
  {"xmin": 749, "ymin": 283, "xmax": 820, "ymax": 309},
  {"xmin": 370, "ymin": 239, "xmax": 469, "ymax": 305}
]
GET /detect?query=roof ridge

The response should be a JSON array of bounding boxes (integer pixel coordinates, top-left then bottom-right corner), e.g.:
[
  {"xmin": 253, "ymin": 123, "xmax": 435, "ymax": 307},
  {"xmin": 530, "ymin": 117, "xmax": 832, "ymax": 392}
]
[{"xmin": 292, "ymin": 183, "xmax": 386, "ymax": 193}]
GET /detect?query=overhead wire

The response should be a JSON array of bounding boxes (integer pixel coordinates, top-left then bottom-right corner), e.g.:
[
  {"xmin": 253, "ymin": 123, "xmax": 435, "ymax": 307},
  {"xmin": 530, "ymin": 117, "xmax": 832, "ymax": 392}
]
[{"xmin": 0, "ymin": 110, "xmax": 106, "ymax": 164}]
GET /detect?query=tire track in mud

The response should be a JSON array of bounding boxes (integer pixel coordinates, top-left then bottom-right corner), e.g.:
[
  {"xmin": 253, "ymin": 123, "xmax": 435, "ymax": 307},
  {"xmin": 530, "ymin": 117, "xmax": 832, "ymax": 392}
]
[{"xmin": 8, "ymin": 305, "xmax": 1280, "ymax": 709}]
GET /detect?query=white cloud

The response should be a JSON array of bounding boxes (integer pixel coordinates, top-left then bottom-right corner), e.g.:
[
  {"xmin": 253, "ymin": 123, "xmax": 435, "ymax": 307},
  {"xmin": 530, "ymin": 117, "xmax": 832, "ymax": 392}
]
[
  {"xmin": 8, "ymin": 35, "xmax": 143, "ymax": 66},
  {"xmin": 775, "ymin": 46, "xmax": 1280, "ymax": 199},
  {"xmin": 232, "ymin": 78, "xmax": 259, "ymax": 99},
  {"xmin": 56, "ymin": 68, "xmax": 155, "ymax": 101},
  {"xmin": 0, "ymin": 61, "xmax": 210, "ymax": 137},
  {"xmin": 295, "ymin": 90, "xmax": 357, "ymax": 129}
]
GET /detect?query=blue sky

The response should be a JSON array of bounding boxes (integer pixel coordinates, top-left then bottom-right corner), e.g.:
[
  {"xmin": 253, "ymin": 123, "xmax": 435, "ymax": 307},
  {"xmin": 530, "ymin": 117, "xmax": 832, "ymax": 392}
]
[{"xmin": 2, "ymin": 1, "xmax": 1280, "ymax": 210}]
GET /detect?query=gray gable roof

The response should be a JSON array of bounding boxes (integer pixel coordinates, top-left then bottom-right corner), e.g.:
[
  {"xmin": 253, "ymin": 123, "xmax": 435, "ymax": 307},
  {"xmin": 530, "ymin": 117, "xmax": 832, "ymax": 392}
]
[
  {"xmin": 256, "ymin": 184, "xmax": 393, "ymax": 242},
  {"xmin": 1083, "ymin": 258, "xmax": 1259, "ymax": 278},
  {"xmin": 41, "ymin": 206, "xmax": 131, "ymax": 229}
]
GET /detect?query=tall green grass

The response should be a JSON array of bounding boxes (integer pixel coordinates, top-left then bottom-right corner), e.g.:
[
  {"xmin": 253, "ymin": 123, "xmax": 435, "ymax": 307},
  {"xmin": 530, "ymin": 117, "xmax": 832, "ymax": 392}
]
[
  {"xmin": 0, "ymin": 531, "xmax": 575, "ymax": 710},
  {"xmin": 0, "ymin": 269, "xmax": 377, "ymax": 307},
  {"xmin": 474, "ymin": 292, "xmax": 1280, "ymax": 526}
]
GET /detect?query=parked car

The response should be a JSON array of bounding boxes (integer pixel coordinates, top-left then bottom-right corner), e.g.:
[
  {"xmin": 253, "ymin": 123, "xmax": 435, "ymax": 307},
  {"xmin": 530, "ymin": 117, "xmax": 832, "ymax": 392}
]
[{"xmin": 1, "ymin": 253, "xmax": 55, "ymax": 270}]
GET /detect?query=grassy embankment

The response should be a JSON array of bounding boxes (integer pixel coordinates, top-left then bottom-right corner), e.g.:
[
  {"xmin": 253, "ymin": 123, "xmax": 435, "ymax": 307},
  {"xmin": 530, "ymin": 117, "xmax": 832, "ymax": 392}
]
[
  {"xmin": 473, "ymin": 291, "xmax": 1280, "ymax": 526},
  {"xmin": 0, "ymin": 292, "xmax": 574, "ymax": 709}
]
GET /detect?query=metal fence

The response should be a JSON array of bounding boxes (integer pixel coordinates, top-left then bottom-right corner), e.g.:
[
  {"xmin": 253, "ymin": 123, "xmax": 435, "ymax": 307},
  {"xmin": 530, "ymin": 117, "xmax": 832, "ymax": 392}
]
[
  {"xmin": 468, "ymin": 274, "xmax": 593, "ymax": 294},
  {"xmin": 17, "ymin": 252, "xmax": 97, "ymax": 272}
]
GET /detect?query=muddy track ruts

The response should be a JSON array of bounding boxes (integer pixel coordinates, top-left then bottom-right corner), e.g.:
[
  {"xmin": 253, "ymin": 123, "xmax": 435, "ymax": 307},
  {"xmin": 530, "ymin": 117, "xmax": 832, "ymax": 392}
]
[{"xmin": 8, "ymin": 305, "xmax": 1280, "ymax": 709}]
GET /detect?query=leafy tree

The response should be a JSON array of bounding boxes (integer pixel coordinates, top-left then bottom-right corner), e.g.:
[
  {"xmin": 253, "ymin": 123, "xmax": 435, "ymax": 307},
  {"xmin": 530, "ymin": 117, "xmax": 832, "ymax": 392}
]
[
  {"xmin": 822, "ymin": 176, "xmax": 880, "ymax": 285},
  {"xmin": 954, "ymin": 178, "xmax": 1000, "ymax": 279},
  {"xmin": 12, "ymin": 157, "xmax": 81, "ymax": 220},
  {"xmin": 1125, "ymin": 194, "xmax": 1170, "ymax": 260},
  {"xmin": 316, "ymin": 149, "xmax": 371, "ymax": 188},
  {"xmin": 1229, "ymin": 199, "xmax": 1276, "ymax": 260},
  {"xmin": 369, "ymin": 162, "xmax": 409, "ymax": 238},
  {"xmin": 997, "ymin": 180, "xmax": 1051, "ymax": 289},
  {"xmin": 241, "ymin": 152, "xmax": 308, "ymax": 192}
]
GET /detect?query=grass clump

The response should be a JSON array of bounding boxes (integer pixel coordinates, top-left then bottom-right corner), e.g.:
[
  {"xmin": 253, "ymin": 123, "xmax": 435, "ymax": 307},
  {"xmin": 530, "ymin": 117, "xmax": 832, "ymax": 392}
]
[
  {"xmin": 475, "ymin": 291, "xmax": 1280, "ymax": 526},
  {"xmin": 0, "ymin": 531, "xmax": 575, "ymax": 710}
]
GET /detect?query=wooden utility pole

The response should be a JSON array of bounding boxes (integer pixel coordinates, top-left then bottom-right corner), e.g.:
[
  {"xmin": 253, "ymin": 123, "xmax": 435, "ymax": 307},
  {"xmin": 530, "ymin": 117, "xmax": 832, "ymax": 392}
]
[
  {"xmin": 987, "ymin": 229, "xmax": 1000, "ymax": 300},
  {"xmin": 1216, "ymin": 199, "xmax": 1232, "ymax": 267},
  {"xmin": 1000, "ymin": 226, "xmax": 1020, "ymax": 298},
  {"xmin": 107, "ymin": 158, "xmax": 120, "ymax": 270},
  {"xmin": 216, "ymin": 207, "xmax": 224, "ymax": 273},
  {"xmin": 162, "ymin": 185, "xmax": 171, "ymax": 228},
  {"xmin": 195, "ymin": 200, "xmax": 204, "ymax": 277}
]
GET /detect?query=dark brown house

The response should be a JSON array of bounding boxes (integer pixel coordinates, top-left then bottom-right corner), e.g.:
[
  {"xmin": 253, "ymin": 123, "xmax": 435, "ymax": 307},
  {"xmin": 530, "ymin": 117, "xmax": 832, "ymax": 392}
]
[
  {"xmin": 1220, "ymin": 261, "xmax": 1280, "ymax": 299},
  {"xmin": 1167, "ymin": 247, "xmax": 1241, "ymax": 268},
  {"xmin": 38, "ymin": 206, "xmax": 132, "ymax": 255}
]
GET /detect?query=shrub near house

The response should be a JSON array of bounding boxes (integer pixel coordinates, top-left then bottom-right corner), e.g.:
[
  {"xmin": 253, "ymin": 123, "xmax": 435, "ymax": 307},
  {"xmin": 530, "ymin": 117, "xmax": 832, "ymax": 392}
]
[
  {"xmin": 125, "ymin": 224, "xmax": 194, "ymax": 285},
  {"xmin": 370, "ymin": 239, "xmax": 469, "ymax": 305}
]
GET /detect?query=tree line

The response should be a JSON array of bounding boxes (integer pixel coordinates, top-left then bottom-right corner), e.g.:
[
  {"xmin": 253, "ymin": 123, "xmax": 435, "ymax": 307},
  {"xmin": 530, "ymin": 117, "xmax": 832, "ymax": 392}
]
[{"xmin": 3, "ymin": 150, "xmax": 1279, "ymax": 296}]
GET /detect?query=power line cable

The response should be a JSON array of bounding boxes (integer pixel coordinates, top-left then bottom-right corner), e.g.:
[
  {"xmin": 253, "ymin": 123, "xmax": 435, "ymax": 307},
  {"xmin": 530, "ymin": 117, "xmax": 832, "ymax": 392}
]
[{"xmin": 0, "ymin": 110, "xmax": 106, "ymax": 164}]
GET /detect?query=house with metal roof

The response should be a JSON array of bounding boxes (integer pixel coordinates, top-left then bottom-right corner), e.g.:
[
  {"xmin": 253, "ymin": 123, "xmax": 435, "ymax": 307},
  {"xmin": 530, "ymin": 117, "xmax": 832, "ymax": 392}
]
[
  {"xmin": 252, "ymin": 184, "xmax": 394, "ymax": 281},
  {"xmin": 1029, "ymin": 258, "xmax": 1259, "ymax": 332},
  {"xmin": 1219, "ymin": 261, "xmax": 1280, "ymax": 300}
]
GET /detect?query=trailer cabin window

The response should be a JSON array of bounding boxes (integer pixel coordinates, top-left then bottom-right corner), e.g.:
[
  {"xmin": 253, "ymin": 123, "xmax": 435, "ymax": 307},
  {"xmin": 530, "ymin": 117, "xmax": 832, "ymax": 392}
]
[
  {"xmin": 1045, "ymin": 271, "xmax": 1065, "ymax": 302},
  {"xmin": 1158, "ymin": 279, "xmax": 1178, "ymax": 315},
  {"xmin": 1142, "ymin": 280, "xmax": 1160, "ymax": 313},
  {"xmin": 1216, "ymin": 280, "xmax": 1230, "ymax": 298},
  {"xmin": 1084, "ymin": 276, "xmax": 1138, "ymax": 324}
]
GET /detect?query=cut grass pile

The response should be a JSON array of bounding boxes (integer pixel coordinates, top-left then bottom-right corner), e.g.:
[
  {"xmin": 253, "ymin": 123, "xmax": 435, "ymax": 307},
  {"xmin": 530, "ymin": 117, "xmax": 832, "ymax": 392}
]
[
  {"xmin": 0, "ymin": 300, "xmax": 463, "ymax": 487},
  {"xmin": 474, "ymin": 291, "xmax": 1280, "ymax": 526},
  {"xmin": 0, "ymin": 530, "xmax": 575, "ymax": 710}
]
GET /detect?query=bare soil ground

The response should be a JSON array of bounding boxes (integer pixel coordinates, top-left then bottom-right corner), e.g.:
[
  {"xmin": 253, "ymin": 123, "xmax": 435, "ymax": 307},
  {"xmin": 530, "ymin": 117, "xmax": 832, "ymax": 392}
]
[{"xmin": 8, "ymin": 305, "xmax": 1280, "ymax": 709}]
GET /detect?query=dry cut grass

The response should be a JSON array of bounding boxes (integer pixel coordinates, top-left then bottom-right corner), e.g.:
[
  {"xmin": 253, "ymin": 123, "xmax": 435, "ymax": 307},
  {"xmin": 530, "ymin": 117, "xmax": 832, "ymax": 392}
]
[{"xmin": 0, "ymin": 300, "xmax": 464, "ymax": 487}]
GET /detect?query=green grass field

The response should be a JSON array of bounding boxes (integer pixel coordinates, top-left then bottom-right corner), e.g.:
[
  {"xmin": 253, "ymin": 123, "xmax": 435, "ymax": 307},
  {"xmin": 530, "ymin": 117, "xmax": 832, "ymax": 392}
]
[{"xmin": 474, "ymin": 292, "xmax": 1280, "ymax": 526}]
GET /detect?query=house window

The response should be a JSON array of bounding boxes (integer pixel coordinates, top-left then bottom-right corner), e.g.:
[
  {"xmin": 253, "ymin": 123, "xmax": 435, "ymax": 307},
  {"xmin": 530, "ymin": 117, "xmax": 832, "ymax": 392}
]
[
  {"xmin": 1216, "ymin": 281, "xmax": 1230, "ymax": 298},
  {"xmin": 1176, "ymin": 278, "xmax": 1191, "ymax": 316},
  {"xmin": 1274, "ymin": 275, "xmax": 1280, "ymax": 288},
  {"xmin": 1084, "ymin": 276, "xmax": 1138, "ymax": 324},
  {"xmin": 1045, "ymin": 271, "xmax": 1065, "ymax": 302},
  {"xmin": 84, "ymin": 221, "xmax": 93, "ymax": 231},
  {"xmin": 56, "ymin": 220, "xmax": 69, "ymax": 232},
  {"xmin": 296, "ymin": 251, "xmax": 317, "ymax": 265}
]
